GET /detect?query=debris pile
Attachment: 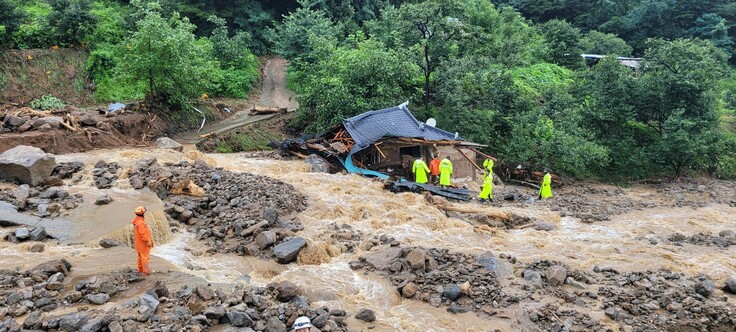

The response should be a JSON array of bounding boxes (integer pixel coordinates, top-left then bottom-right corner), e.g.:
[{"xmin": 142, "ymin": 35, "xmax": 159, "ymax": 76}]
[
  {"xmin": 0, "ymin": 107, "xmax": 111, "ymax": 135},
  {"xmin": 351, "ymin": 244, "xmax": 508, "ymax": 315},
  {"xmin": 127, "ymin": 158, "xmax": 309, "ymax": 261},
  {"xmin": 51, "ymin": 161, "xmax": 85, "ymax": 179},
  {"xmin": 667, "ymin": 231, "xmax": 736, "ymax": 248},
  {"xmin": 0, "ymin": 185, "xmax": 83, "ymax": 217},
  {"xmin": 523, "ymin": 265, "xmax": 736, "ymax": 331},
  {"xmin": 92, "ymin": 160, "xmax": 120, "ymax": 189},
  {"xmin": 0, "ymin": 263, "xmax": 353, "ymax": 331}
]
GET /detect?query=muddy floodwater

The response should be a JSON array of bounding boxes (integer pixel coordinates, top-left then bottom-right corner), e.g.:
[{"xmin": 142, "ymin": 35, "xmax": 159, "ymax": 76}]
[{"xmin": 1, "ymin": 147, "xmax": 735, "ymax": 331}]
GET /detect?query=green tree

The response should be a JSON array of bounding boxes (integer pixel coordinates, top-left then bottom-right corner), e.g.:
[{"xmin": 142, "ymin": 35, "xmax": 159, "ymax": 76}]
[
  {"xmin": 294, "ymin": 35, "xmax": 421, "ymax": 132},
  {"xmin": 47, "ymin": 0, "xmax": 97, "ymax": 46},
  {"xmin": 538, "ymin": 19, "xmax": 585, "ymax": 69},
  {"xmin": 271, "ymin": 0, "xmax": 339, "ymax": 63},
  {"xmin": 0, "ymin": 0, "xmax": 25, "ymax": 47},
  {"xmin": 398, "ymin": 0, "xmax": 463, "ymax": 107},
  {"xmin": 118, "ymin": 1, "xmax": 220, "ymax": 109},
  {"xmin": 580, "ymin": 30, "xmax": 633, "ymax": 56},
  {"xmin": 686, "ymin": 13, "xmax": 733, "ymax": 57}
]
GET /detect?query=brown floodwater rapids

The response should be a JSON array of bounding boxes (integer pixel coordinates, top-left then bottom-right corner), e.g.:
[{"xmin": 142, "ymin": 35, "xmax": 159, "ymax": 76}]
[{"xmin": 1, "ymin": 147, "xmax": 735, "ymax": 331}]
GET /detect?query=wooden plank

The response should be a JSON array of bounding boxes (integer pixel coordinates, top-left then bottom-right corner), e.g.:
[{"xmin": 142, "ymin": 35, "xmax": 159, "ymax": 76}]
[
  {"xmin": 374, "ymin": 144, "xmax": 386, "ymax": 159},
  {"xmin": 455, "ymin": 147, "xmax": 483, "ymax": 172}
]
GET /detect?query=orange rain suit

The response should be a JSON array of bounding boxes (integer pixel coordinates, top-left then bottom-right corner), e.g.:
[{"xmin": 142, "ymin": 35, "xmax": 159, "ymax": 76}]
[{"xmin": 132, "ymin": 215, "xmax": 154, "ymax": 275}]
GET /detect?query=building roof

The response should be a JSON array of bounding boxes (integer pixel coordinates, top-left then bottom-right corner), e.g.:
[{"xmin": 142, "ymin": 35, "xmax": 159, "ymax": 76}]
[
  {"xmin": 581, "ymin": 54, "xmax": 642, "ymax": 69},
  {"xmin": 342, "ymin": 102, "xmax": 460, "ymax": 153}
]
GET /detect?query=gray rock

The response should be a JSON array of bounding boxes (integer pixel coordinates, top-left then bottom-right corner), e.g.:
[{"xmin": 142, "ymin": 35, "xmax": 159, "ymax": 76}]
[
  {"xmin": 0, "ymin": 318, "xmax": 20, "ymax": 331},
  {"xmin": 5, "ymin": 115, "xmax": 28, "ymax": 127},
  {"xmin": 140, "ymin": 293, "xmax": 159, "ymax": 312},
  {"xmin": 305, "ymin": 154, "xmax": 330, "ymax": 173},
  {"xmin": 270, "ymin": 280, "xmax": 300, "ymax": 302},
  {"xmin": 362, "ymin": 246, "xmax": 402, "ymax": 270},
  {"xmin": 108, "ymin": 321, "xmax": 123, "ymax": 332},
  {"xmin": 227, "ymin": 311, "xmax": 253, "ymax": 327},
  {"xmin": 0, "ymin": 146, "xmax": 56, "ymax": 186},
  {"xmin": 565, "ymin": 277, "xmax": 586, "ymax": 289},
  {"xmin": 695, "ymin": 279, "xmax": 716, "ymax": 297},
  {"xmin": 605, "ymin": 307, "xmax": 617, "ymax": 319},
  {"xmin": 99, "ymin": 239, "xmax": 120, "ymax": 248},
  {"xmin": 264, "ymin": 316, "xmax": 287, "ymax": 332},
  {"xmin": 405, "ymin": 249, "xmax": 426, "ymax": 270},
  {"xmin": 263, "ymin": 209, "xmax": 278, "ymax": 224},
  {"xmin": 81, "ymin": 316, "xmax": 105, "ymax": 332},
  {"xmin": 523, "ymin": 269, "xmax": 543, "ymax": 288},
  {"xmin": 354, "ymin": 308, "xmax": 376, "ymax": 322},
  {"xmin": 311, "ymin": 313, "xmax": 329, "ymax": 328},
  {"xmin": 447, "ymin": 305, "xmax": 471, "ymax": 314},
  {"xmin": 273, "ymin": 237, "xmax": 307, "ymax": 264},
  {"xmin": 49, "ymin": 272, "xmax": 65, "ymax": 283},
  {"xmin": 30, "ymin": 227, "xmax": 47, "ymax": 241},
  {"xmin": 94, "ymin": 195, "xmax": 112, "ymax": 205},
  {"xmin": 401, "ymin": 282, "xmax": 417, "ymax": 298},
  {"xmin": 547, "ymin": 265, "xmax": 567, "ymax": 286},
  {"xmin": 724, "ymin": 277, "xmax": 736, "ymax": 294},
  {"xmin": 255, "ymin": 231, "xmax": 277, "ymax": 249},
  {"xmin": 86, "ymin": 293, "xmax": 110, "ymax": 305},
  {"xmin": 442, "ymin": 284, "xmax": 462, "ymax": 301},
  {"xmin": 31, "ymin": 259, "xmax": 72, "ymax": 276},
  {"xmin": 195, "ymin": 285, "xmax": 215, "ymax": 301},
  {"xmin": 31, "ymin": 116, "xmax": 63, "ymax": 129},
  {"xmin": 30, "ymin": 243, "xmax": 45, "ymax": 252},
  {"xmin": 155, "ymin": 137, "xmax": 183, "ymax": 152},
  {"xmin": 204, "ymin": 305, "xmax": 225, "ymax": 319},
  {"xmin": 60, "ymin": 312, "xmax": 89, "ymax": 331},
  {"xmin": 23, "ymin": 310, "xmax": 43, "ymax": 329},
  {"xmin": 14, "ymin": 227, "xmax": 30, "ymax": 240}
]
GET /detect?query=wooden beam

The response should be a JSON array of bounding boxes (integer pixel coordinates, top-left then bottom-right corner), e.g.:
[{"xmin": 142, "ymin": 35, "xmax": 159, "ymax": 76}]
[
  {"xmin": 373, "ymin": 144, "xmax": 386, "ymax": 159},
  {"xmin": 468, "ymin": 147, "xmax": 497, "ymax": 161},
  {"xmin": 455, "ymin": 147, "xmax": 483, "ymax": 172}
]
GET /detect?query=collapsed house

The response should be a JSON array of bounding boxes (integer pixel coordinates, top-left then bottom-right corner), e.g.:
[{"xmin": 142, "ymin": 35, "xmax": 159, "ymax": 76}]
[{"xmin": 281, "ymin": 103, "xmax": 489, "ymax": 199}]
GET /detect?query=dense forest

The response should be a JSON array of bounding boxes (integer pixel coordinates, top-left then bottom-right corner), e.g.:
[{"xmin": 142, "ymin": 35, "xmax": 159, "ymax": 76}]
[{"xmin": 1, "ymin": 0, "xmax": 735, "ymax": 181}]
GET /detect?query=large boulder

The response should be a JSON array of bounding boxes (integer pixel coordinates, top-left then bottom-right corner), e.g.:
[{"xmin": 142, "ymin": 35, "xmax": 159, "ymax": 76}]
[
  {"xmin": 361, "ymin": 246, "xmax": 402, "ymax": 270},
  {"xmin": 273, "ymin": 237, "xmax": 307, "ymax": 264},
  {"xmin": 305, "ymin": 154, "xmax": 330, "ymax": 173},
  {"xmin": 0, "ymin": 146, "xmax": 57, "ymax": 186},
  {"xmin": 155, "ymin": 137, "xmax": 184, "ymax": 152}
]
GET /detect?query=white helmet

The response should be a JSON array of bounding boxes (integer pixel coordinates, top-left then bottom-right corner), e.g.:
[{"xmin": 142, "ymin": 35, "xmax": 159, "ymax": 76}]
[{"xmin": 292, "ymin": 316, "xmax": 313, "ymax": 330}]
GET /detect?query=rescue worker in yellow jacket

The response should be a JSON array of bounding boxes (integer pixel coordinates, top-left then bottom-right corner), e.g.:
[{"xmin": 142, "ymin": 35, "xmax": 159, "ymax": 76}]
[
  {"xmin": 412, "ymin": 158, "xmax": 430, "ymax": 184},
  {"xmin": 482, "ymin": 158, "xmax": 494, "ymax": 175},
  {"xmin": 132, "ymin": 206, "xmax": 154, "ymax": 275},
  {"xmin": 539, "ymin": 170, "xmax": 553, "ymax": 199},
  {"xmin": 439, "ymin": 157, "xmax": 453, "ymax": 188},
  {"xmin": 479, "ymin": 171, "xmax": 493, "ymax": 203}
]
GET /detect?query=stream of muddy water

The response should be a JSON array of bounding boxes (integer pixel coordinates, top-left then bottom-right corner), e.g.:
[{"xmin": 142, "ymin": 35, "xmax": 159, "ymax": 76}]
[{"xmin": 2, "ymin": 147, "xmax": 735, "ymax": 331}]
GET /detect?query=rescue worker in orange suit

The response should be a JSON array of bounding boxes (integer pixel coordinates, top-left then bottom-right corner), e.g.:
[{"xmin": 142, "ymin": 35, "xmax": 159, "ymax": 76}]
[
  {"xmin": 429, "ymin": 156, "xmax": 441, "ymax": 185},
  {"xmin": 132, "ymin": 206, "xmax": 154, "ymax": 275}
]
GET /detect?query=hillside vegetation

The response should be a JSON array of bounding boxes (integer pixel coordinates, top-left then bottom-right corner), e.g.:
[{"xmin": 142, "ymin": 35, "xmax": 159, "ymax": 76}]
[{"xmin": 1, "ymin": 0, "xmax": 735, "ymax": 180}]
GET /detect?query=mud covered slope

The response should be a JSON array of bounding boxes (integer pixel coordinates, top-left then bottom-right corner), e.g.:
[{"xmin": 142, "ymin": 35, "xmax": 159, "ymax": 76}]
[{"xmin": 1, "ymin": 49, "xmax": 95, "ymax": 105}]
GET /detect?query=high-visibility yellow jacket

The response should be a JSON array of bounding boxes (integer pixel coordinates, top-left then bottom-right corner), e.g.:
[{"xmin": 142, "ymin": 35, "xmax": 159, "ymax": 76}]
[
  {"xmin": 482, "ymin": 159, "xmax": 494, "ymax": 173},
  {"xmin": 439, "ymin": 158, "xmax": 453, "ymax": 186},
  {"xmin": 539, "ymin": 173, "xmax": 552, "ymax": 199},
  {"xmin": 412, "ymin": 159, "xmax": 430, "ymax": 184},
  {"xmin": 479, "ymin": 172, "xmax": 493, "ymax": 199}
]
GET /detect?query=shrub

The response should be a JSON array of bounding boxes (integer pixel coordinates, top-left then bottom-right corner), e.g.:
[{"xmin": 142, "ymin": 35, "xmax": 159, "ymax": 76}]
[{"xmin": 28, "ymin": 94, "xmax": 65, "ymax": 110}]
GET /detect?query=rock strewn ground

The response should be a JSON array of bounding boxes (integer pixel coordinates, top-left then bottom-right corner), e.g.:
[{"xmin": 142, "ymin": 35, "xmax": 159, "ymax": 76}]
[
  {"xmin": 352, "ymin": 244, "xmax": 508, "ymax": 317},
  {"xmin": 519, "ymin": 261, "xmax": 736, "ymax": 332},
  {"xmin": 0, "ymin": 260, "xmax": 352, "ymax": 332},
  {"xmin": 127, "ymin": 158, "xmax": 309, "ymax": 261}
]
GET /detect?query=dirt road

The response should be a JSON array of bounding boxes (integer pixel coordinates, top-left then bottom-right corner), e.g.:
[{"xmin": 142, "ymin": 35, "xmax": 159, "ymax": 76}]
[{"xmin": 174, "ymin": 57, "xmax": 298, "ymax": 144}]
